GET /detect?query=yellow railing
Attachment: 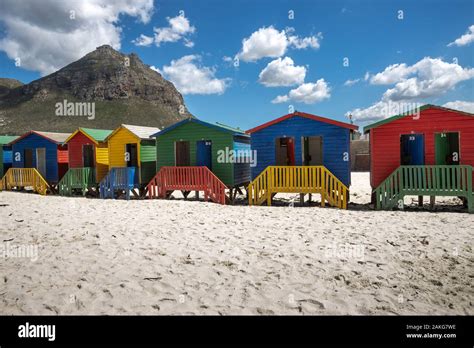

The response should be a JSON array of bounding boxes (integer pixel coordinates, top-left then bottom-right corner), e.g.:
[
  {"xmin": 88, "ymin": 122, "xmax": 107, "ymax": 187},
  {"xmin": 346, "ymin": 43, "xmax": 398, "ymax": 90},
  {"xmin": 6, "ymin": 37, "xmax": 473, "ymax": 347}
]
[
  {"xmin": 0, "ymin": 168, "xmax": 50, "ymax": 195},
  {"xmin": 248, "ymin": 166, "xmax": 348, "ymax": 209}
]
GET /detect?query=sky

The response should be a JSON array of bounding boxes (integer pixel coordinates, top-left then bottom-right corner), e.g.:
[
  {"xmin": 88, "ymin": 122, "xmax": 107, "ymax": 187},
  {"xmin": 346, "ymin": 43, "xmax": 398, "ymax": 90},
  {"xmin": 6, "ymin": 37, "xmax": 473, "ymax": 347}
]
[{"xmin": 0, "ymin": 0, "xmax": 473, "ymax": 130}]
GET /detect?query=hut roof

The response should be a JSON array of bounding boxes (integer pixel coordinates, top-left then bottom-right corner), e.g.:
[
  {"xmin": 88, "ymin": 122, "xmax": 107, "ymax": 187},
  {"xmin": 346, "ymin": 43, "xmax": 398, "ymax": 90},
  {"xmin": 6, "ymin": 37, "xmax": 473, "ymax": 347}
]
[
  {"xmin": 246, "ymin": 111, "xmax": 358, "ymax": 134},
  {"xmin": 152, "ymin": 118, "xmax": 248, "ymax": 138},
  {"xmin": 0, "ymin": 135, "xmax": 19, "ymax": 145},
  {"xmin": 363, "ymin": 104, "xmax": 474, "ymax": 134},
  {"xmin": 8, "ymin": 131, "xmax": 71, "ymax": 145},
  {"xmin": 106, "ymin": 124, "xmax": 161, "ymax": 141},
  {"xmin": 65, "ymin": 128, "xmax": 113, "ymax": 144}
]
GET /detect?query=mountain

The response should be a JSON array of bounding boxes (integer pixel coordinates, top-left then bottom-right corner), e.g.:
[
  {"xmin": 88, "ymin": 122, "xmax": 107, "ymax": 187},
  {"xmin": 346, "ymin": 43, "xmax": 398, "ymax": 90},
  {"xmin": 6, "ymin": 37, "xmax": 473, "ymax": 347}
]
[{"xmin": 0, "ymin": 45, "xmax": 192, "ymax": 135}]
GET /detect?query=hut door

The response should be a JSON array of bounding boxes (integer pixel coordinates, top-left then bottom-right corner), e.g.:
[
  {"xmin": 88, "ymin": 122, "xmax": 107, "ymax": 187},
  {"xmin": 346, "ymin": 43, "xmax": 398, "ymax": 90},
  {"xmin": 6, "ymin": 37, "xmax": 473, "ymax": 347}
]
[
  {"xmin": 302, "ymin": 136, "xmax": 323, "ymax": 165},
  {"xmin": 83, "ymin": 144, "xmax": 94, "ymax": 167},
  {"xmin": 24, "ymin": 149, "xmax": 33, "ymax": 168},
  {"xmin": 275, "ymin": 137, "xmax": 295, "ymax": 166},
  {"xmin": 196, "ymin": 140, "xmax": 212, "ymax": 170},
  {"xmin": 400, "ymin": 134, "xmax": 425, "ymax": 165},
  {"xmin": 175, "ymin": 141, "xmax": 190, "ymax": 166},
  {"xmin": 36, "ymin": 148, "xmax": 46, "ymax": 177},
  {"xmin": 125, "ymin": 144, "xmax": 138, "ymax": 167},
  {"xmin": 435, "ymin": 132, "xmax": 459, "ymax": 165}
]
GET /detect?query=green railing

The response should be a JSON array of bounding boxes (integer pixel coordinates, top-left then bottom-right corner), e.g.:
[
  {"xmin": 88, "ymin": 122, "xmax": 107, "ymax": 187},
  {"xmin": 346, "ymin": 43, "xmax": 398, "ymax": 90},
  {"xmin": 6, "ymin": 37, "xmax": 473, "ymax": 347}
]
[
  {"xmin": 58, "ymin": 167, "xmax": 96, "ymax": 196},
  {"xmin": 374, "ymin": 165, "xmax": 473, "ymax": 212}
]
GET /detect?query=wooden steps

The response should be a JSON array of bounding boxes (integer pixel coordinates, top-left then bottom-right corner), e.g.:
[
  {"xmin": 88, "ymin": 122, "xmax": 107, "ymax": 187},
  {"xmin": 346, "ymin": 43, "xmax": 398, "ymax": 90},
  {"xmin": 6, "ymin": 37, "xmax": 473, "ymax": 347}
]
[
  {"xmin": 58, "ymin": 167, "xmax": 96, "ymax": 196},
  {"xmin": 374, "ymin": 165, "xmax": 473, "ymax": 213},
  {"xmin": 0, "ymin": 168, "xmax": 50, "ymax": 195},
  {"xmin": 247, "ymin": 166, "xmax": 348, "ymax": 209},
  {"xmin": 147, "ymin": 166, "xmax": 227, "ymax": 205},
  {"xmin": 99, "ymin": 167, "xmax": 140, "ymax": 200}
]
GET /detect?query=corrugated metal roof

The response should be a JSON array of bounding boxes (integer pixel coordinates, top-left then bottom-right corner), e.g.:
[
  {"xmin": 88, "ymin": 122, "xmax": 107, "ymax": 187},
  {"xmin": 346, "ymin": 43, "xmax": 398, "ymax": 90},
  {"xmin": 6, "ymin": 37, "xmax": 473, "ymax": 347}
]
[
  {"xmin": 80, "ymin": 128, "xmax": 113, "ymax": 142},
  {"xmin": 152, "ymin": 118, "xmax": 248, "ymax": 138},
  {"xmin": 246, "ymin": 111, "xmax": 358, "ymax": 134},
  {"xmin": 363, "ymin": 104, "xmax": 474, "ymax": 133},
  {"xmin": 34, "ymin": 131, "xmax": 71, "ymax": 143},
  {"xmin": 122, "ymin": 124, "xmax": 161, "ymax": 139},
  {"xmin": 0, "ymin": 135, "xmax": 19, "ymax": 145}
]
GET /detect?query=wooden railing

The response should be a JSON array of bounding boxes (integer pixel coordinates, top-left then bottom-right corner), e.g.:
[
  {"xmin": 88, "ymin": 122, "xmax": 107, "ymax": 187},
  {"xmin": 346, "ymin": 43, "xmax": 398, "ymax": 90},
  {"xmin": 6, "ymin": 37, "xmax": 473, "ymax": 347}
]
[
  {"xmin": 0, "ymin": 168, "xmax": 49, "ymax": 195},
  {"xmin": 147, "ymin": 166, "xmax": 227, "ymax": 205},
  {"xmin": 374, "ymin": 165, "xmax": 473, "ymax": 212},
  {"xmin": 99, "ymin": 167, "xmax": 139, "ymax": 200},
  {"xmin": 248, "ymin": 166, "xmax": 348, "ymax": 209},
  {"xmin": 58, "ymin": 167, "xmax": 96, "ymax": 196}
]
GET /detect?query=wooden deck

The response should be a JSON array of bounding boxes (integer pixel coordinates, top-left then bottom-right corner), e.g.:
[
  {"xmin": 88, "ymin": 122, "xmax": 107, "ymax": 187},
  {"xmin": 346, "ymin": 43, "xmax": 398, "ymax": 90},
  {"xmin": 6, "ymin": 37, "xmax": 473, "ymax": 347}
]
[
  {"xmin": 374, "ymin": 165, "xmax": 473, "ymax": 212},
  {"xmin": 99, "ymin": 167, "xmax": 140, "ymax": 200},
  {"xmin": 247, "ymin": 166, "xmax": 348, "ymax": 209},
  {"xmin": 58, "ymin": 167, "xmax": 96, "ymax": 196},
  {"xmin": 147, "ymin": 166, "xmax": 227, "ymax": 205},
  {"xmin": 0, "ymin": 168, "xmax": 50, "ymax": 195}
]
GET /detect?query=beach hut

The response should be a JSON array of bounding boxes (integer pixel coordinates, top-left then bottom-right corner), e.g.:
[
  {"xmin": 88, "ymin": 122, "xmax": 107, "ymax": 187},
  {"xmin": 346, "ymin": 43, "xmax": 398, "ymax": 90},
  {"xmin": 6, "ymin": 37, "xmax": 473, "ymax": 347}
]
[
  {"xmin": 58, "ymin": 127, "xmax": 113, "ymax": 196},
  {"xmin": 99, "ymin": 124, "xmax": 159, "ymax": 199},
  {"xmin": 1, "ymin": 131, "xmax": 70, "ymax": 194},
  {"xmin": 246, "ymin": 111, "xmax": 358, "ymax": 208},
  {"xmin": 0, "ymin": 135, "xmax": 18, "ymax": 178},
  {"xmin": 147, "ymin": 118, "xmax": 251, "ymax": 204},
  {"xmin": 364, "ymin": 104, "xmax": 474, "ymax": 212}
]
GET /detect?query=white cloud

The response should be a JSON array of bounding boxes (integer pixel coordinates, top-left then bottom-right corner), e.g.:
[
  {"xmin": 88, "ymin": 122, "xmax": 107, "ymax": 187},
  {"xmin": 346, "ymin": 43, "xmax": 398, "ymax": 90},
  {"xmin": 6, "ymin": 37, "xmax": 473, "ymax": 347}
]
[
  {"xmin": 132, "ymin": 34, "xmax": 154, "ymax": 46},
  {"xmin": 237, "ymin": 26, "xmax": 322, "ymax": 62},
  {"xmin": 133, "ymin": 14, "xmax": 195, "ymax": 48},
  {"xmin": 443, "ymin": 100, "xmax": 474, "ymax": 113},
  {"xmin": 149, "ymin": 65, "xmax": 161, "ymax": 74},
  {"xmin": 258, "ymin": 57, "xmax": 306, "ymax": 87},
  {"xmin": 382, "ymin": 57, "xmax": 474, "ymax": 101},
  {"xmin": 287, "ymin": 32, "xmax": 322, "ymax": 49},
  {"xmin": 448, "ymin": 24, "xmax": 474, "ymax": 47},
  {"xmin": 272, "ymin": 79, "xmax": 330, "ymax": 104},
  {"xmin": 346, "ymin": 57, "xmax": 474, "ymax": 122},
  {"xmin": 370, "ymin": 63, "xmax": 412, "ymax": 85},
  {"xmin": 237, "ymin": 26, "xmax": 287, "ymax": 62},
  {"xmin": 0, "ymin": 0, "xmax": 154, "ymax": 76},
  {"xmin": 161, "ymin": 55, "xmax": 230, "ymax": 95},
  {"xmin": 271, "ymin": 95, "xmax": 289, "ymax": 104},
  {"xmin": 154, "ymin": 15, "xmax": 195, "ymax": 46},
  {"xmin": 344, "ymin": 78, "xmax": 360, "ymax": 86}
]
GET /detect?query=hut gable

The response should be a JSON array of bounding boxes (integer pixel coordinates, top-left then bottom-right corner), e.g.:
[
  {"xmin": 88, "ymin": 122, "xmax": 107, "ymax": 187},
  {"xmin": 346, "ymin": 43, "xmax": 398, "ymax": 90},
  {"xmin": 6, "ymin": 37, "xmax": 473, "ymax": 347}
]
[
  {"xmin": 105, "ymin": 124, "xmax": 158, "ymax": 184},
  {"xmin": 248, "ymin": 112, "xmax": 357, "ymax": 186},
  {"xmin": 10, "ymin": 131, "xmax": 71, "ymax": 183},
  {"xmin": 364, "ymin": 104, "xmax": 474, "ymax": 188},
  {"xmin": 153, "ymin": 118, "xmax": 249, "ymax": 187}
]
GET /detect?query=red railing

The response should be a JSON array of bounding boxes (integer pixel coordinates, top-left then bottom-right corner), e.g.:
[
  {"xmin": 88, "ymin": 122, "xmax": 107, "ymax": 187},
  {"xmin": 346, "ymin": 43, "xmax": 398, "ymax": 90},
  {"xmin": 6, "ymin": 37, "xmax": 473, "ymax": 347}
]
[{"xmin": 147, "ymin": 166, "xmax": 227, "ymax": 205}]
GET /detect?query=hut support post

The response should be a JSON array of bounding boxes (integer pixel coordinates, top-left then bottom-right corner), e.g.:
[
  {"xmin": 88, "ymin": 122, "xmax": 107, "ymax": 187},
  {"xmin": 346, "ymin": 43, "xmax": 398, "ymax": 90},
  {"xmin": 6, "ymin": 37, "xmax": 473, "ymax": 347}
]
[
  {"xmin": 418, "ymin": 195, "xmax": 423, "ymax": 207},
  {"xmin": 430, "ymin": 196, "xmax": 436, "ymax": 210},
  {"xmin": 300, "ymin": 193, "xmax": 304, "ymax": 205},
  {"xmin": 195, "ymin": 191, "xmax": 199, "ymax": 200}
]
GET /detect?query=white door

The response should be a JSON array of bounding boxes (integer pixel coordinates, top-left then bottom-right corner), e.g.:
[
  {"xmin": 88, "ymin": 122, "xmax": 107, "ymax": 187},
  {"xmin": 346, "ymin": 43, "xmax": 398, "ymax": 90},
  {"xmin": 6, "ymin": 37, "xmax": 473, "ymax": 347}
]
[{"xmin": 36, "ymin": 148, "xmax": 46, "ymax": 177}]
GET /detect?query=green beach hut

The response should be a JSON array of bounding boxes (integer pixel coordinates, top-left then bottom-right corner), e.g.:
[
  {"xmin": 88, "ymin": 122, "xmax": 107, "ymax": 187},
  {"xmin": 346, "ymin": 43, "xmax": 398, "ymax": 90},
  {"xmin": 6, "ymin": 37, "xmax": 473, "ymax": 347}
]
[{"xmin": 148, "ymin": 118, "xmax": 252, "ymax": 203}]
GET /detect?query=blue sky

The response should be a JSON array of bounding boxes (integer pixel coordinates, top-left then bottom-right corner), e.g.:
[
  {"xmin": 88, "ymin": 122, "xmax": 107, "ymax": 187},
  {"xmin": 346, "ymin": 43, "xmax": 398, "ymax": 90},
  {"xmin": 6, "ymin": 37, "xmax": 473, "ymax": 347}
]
[{"xmin": 0, "ymin": 0, "xmax": 473, "ymax": 130}]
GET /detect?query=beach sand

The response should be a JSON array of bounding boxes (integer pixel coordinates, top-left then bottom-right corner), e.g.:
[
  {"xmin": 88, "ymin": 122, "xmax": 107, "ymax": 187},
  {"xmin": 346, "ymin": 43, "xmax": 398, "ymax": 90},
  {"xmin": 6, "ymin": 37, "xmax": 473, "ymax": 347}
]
[{"xmin": 0, "ymin": 172, "xmax": 472, "ymax": 315}]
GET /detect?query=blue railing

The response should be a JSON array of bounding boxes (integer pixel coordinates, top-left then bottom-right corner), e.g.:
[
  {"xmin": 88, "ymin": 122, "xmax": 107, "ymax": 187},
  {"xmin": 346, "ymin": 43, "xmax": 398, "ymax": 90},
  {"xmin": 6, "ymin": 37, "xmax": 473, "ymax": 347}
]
[{"xmin": 99, "ymin": 167, "xmax": 139, "ymax": 200}]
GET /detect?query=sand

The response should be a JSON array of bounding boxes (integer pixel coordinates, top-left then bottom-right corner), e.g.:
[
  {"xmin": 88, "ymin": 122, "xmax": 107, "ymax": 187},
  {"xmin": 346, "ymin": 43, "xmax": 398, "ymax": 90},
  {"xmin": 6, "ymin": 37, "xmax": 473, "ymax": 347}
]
[{"xmin": 0, "ymin": 172, "xmax": 472, "ymax": 315}]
